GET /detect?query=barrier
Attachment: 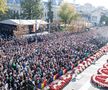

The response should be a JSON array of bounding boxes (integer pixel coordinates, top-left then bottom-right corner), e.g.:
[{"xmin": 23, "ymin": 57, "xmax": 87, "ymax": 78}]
[
  {"xmin": 59, "ymin": 74, "xmax": 72, "ymax": 83},
  {"xmin": 81, "ymin": 61, "xmax": 88, "ymax": 68},
  {"xmin": 75, "ymin": 45, "xmax": 108, "ymax": 75},
  {"xmin": 63, "ymin": 69, "xmax": 67, "ymax": 75},
  {"xmin": 75, "ymin": 66, "xmax": 83, "ymax": 74},
  {"xmin": 49, "ymin": 80, "xmax": 65, "ymax": 90},
  {"xmin": 89, "ymin": 56, "xmax": 96, "ymax": 61},
  {"xmin": 86, "ymin": 58, "xmax": 92, "ymax": 65},
  {"xmin": 44, "ymin": 45, "xmax": 108, "ymax": 90},
  {"xmin": 49, "ymin": 74, "xmax": 72, "ymax": 90}
]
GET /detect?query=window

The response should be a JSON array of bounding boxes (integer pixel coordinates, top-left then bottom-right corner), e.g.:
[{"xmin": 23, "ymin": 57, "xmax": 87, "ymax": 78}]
[{"xmin": 92, "ymin": 16, "xmax": 97, "ymax": 21}]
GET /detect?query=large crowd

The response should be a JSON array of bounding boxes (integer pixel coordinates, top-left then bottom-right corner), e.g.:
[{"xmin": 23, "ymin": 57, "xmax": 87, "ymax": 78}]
[{"xmin": 0, "ymin": 28, "xmax": 108, "ymax": 90}]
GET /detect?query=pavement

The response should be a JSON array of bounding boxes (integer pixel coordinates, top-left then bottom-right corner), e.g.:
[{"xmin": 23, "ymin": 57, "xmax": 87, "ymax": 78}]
[{"xmin": 63, "ymin": 53, "xmax": 108, "ymax": 90}]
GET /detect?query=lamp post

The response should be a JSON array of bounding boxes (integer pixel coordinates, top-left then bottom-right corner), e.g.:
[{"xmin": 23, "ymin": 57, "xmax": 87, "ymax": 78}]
[
  {"xmin": 19, "ymin": 0, "xmax": 21, "ymax": 19},
  {"xmin": 47, "ymin": 0, "xmax": 53, "ymax": 33},
  {"xmin": 49, "ymin": 19, "xmax": 51, "ymax": 33}
]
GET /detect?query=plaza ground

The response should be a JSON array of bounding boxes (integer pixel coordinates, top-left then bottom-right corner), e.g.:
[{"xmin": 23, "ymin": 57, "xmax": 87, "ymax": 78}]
[{"xmin": 63, "ymin": 53, "xmax": 108, "ymax": 90}]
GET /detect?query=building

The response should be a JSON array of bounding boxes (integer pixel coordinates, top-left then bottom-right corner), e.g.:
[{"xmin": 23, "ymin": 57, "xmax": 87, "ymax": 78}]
[
  {"xmin": 90, "ymin": 9, "xmax": 104, "ymax": 25},
  {"xmin": 6, "ymin": 0, "xmax": 63, "ymax": 21},
  {"xmin": 74, "ymin": 3, "xmax": 108, "ymax": 25},
  {"xmin": 6, "ymin": 0, "xmax": 108, "ymax": 25},
  {"xmin": 43, "ymin": 1, "xmax": 108, "ymax": 25},
  {"xmin": 42, "ymin": 0, "xmax": 63, "ymax": 21},
  {"xmin": 0, "ymin": 19, "xmax": 48, "ymax": 37}
]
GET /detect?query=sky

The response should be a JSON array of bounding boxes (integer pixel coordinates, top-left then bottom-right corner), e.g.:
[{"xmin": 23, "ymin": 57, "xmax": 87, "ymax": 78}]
[
  {"xmin": 44, "ymin": 0, "xmax": 108, "ymax": 9},
  {"xmin": 67, "ymin": 0, "xmax": 108, "ymax": 9}
]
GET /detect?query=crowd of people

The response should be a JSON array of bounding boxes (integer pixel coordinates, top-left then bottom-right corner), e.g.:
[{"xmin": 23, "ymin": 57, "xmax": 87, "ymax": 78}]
[{"xmin": 0, "ymin": 28, "xmax": 108, "ymax": 90}]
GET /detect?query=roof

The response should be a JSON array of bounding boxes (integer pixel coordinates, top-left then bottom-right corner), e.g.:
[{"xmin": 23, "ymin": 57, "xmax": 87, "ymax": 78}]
[{"xmin": 0, "ymin": 19, "xmax": 48, "ymax": 26}]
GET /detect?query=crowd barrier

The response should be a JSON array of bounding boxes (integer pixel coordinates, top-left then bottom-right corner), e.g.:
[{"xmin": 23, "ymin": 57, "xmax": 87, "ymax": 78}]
[
  {"xmin": 75, "ymin": 45, "xmax": 108, "ymax": 75},
  {"xmin": 37, "ymin": 45, "xmax": 108, "ymax": 89},
  {"xmin": 49, "ymin": 80, "xmax": 65, "ymax": 90},
  {"xmin": 37, "ymin": 69, "xmax": 68, "ymax": 89},
  {"xmin": 59, "ymin": 74, "xmax": 72, "ymax": 83},
  {"xmin": 49, "ymin": 74, "xmax": 72, "ymax": 90}
]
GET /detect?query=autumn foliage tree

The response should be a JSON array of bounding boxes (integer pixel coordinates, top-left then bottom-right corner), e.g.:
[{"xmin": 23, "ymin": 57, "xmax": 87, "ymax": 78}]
[
  {"xmin": 0, "ymin": 0, "xmax": 8, "ymax": 20},
  {"xmin": 59, "ymin": 3, "xmax": 79, "ymax": 28},
  {"xmin": 0, "ymin": 0, "xmax": 7, "ymax": 13}
]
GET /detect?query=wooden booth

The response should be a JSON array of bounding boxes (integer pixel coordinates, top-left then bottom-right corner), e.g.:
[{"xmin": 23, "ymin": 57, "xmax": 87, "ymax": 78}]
[{"xmin": 0, "ymin": 19, "xmax": 48, "ymax": 38}]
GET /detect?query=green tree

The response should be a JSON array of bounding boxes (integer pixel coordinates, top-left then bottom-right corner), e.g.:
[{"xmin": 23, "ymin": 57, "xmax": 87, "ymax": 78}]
[
  {"xmin": 100, "ymin": 15, "xmax": 108, "ymax": 25},
  {"xmin": 0, "ymin": 10, "xmax": 20, "ymax": 20},
  {"xmin": 0, "ymin": 0, "xmax": 7, "ymax": 13},
  {"xmin": 59, "ymin": 3, "xmax": 79, "ymax": 27},
  {"xmin": 47, "ymin": 0, "xmax": 53, "ymax": 23},
  {"xmin": 21, "ymin": 0, "xmax": 43, "ymax": 19}
]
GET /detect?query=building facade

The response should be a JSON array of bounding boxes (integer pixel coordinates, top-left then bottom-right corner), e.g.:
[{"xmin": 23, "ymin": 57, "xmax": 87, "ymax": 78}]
[
  {"xmin": 42, "ymin": 0, "xmax": 63, "ymax": 21},
  {"xmin": 6, "ymin": 0, "xmax": 108, "ymax": 25},
  {"xmin": 74, "ymin": 3, "xmax": 108, "ymax": 25},
  {"xmin": 6, "ymin": 0, "xmax": 63, "ymax": 21}
]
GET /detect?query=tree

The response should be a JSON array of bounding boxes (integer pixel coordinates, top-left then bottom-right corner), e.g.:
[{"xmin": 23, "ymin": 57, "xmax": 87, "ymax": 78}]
[
  {"xmin": 100, "ymin": 15, "xmax": 108, "ymax": 25},
  {"xmin": 0, "ymin": 10, "xmax": 20, "ymax": 20},
  {"xmin": 47, "ymin": 0, "xmax": 53, "ymax": 23},
  {"xmin": 59, "ymin": 3, "xmax": 79, "ymax": 27},
  {"xmin": 0, "ymin": 0, "xmax": 7, "ymax": 14},
  {"xmin": 21, "ymin": 0, "xmax": 43, "ymax": 19}
]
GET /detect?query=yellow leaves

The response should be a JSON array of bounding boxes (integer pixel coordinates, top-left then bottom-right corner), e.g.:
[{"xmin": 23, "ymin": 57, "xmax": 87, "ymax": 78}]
[
  {"xmin": 60, "ymin": 3, "xmax": 75, "ymax": 13},
  {"xmin": 0, "ymin": 0, "xmax": 7, "ymax": 13},
  {"xmin": 59, "ymin": 3, "xmax": 79, "ymax": 24}
]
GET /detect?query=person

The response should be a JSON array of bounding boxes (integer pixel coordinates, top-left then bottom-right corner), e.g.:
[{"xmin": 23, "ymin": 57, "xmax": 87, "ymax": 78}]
[
  {"xmin": 73, "ymin": 67, "xmax": 78, "ymax": 81},
  {"xmin": 107, "ymin": 59, "xmax": 108, "ymax": 63},
  {"xmin": 0, "ymin": 28, "xmax": 108, "ymax": 90},
  {"xmin": 72, "ymin": 73, "xmax": 77, "ymax": 82}
]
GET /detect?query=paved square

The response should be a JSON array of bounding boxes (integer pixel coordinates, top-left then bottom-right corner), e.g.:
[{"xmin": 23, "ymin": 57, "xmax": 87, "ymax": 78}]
[{"xmin": 63, "ymin": 53, "xmax": 108, "ymax": 90}]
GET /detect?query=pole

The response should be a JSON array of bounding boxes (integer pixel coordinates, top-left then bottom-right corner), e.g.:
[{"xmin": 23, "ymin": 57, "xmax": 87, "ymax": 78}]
[
  {"xmin": 19, "ymin": 0, "xmax": 22, "ymax": 37},
  {"xmin": 19, "ymin": 0, "xmax": 21, "ymax": 19},
  {"xmin": 49, "ymin": 19, "xmax": 51, "ymax": 33}
]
